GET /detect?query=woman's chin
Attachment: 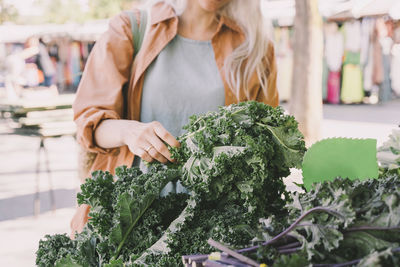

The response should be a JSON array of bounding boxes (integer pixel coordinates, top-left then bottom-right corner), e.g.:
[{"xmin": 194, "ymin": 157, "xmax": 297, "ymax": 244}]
[{"xmin": 198, "ymin": 0, "xmax": 231, "ymax": 12}]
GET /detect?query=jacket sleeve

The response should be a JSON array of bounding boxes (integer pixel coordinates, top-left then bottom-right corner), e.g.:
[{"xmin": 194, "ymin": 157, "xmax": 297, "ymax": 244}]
[
  {"xmin": 256, "ymin": 41, "xmax": 279, "ymax": 107},
  {"xmin": 72, "ymin": 12, "xmax": 134, "ymax": 153}
]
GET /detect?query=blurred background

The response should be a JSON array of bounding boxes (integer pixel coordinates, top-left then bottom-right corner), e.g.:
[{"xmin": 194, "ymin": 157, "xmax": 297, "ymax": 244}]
[{"xmin": 0, "ymin": 0, "xmax": 399, "ymax": 266}]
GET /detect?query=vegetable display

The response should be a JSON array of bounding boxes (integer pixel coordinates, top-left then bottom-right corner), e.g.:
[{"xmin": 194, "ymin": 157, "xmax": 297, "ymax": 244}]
[
  {"xmin": 36, "ymin": 101, "xmax": 306, "ymax": 266},
  {"xmin": 193, "ymin": 172, "xmax": 400, "ymax": 266},
  {"xmin": 272, "ymin": 172, "xmax": 400, "ymax": 266},
  {"xmin": 36, "ymin": 101, "xmax": 400, "ymax": 266}
]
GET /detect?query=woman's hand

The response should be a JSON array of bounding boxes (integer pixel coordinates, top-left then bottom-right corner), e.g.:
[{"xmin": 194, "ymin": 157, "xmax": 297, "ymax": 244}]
[
  {"xmin": 121, "ymin": 121, "xmax": 180, "ymax": 163},
  {"xmin": 94, "ymin": 119, "xmax": 180, "ymax": 163},
  {"xmin": 70, "ymin": 204, "xmax": 90, "ymax": 239}
]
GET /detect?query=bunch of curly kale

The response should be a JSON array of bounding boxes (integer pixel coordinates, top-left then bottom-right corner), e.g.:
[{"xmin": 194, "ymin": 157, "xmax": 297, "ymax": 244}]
[
  {"xmin": 36, "ymin": 101, "xmax": 306, "ymax": 266},
  {"xmin": 230, "ymin": 171, "xmax": 400, "ymax": 267}
]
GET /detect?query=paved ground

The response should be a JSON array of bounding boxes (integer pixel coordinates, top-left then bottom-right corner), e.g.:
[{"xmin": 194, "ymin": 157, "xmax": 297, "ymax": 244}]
[
  {"xmin": 0, "ymin": 124, "xmax": 80, "ymax": 266},
  {"xmin": 0, "ymin": 100, "xmax": 399, "ymax": 267},
  {"xmin": 323, "ymin": 99, "xmax": 400, "ymax": 125},
  {"xmin": 0, "ymin": 134, "xmax": 79, "ymax": 217},
  {"xmin": 0, "ymin": 208, "xmax": 75, "ymax": 267}
]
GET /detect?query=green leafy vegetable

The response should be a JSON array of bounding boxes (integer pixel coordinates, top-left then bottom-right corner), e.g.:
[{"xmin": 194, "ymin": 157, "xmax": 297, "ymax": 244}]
[
  {"xmin": 108, "ymin": 166, "xmax": 180, "ymax": 260},
  {"xmin": 37, "ymin": 166, "xmax": 188, "ymax": 266},
  {"xmin": 378, "ymin": 128, "xmax": 400, "ymax": 171},
  {"xmin": 211, "ymin": 172, "xmax": 400, "ymax": 266},
  {"xmin": 172, "ymin": 101, "xmax": 306, "ymax": 216},
  {"xmin": 36, "ymin": 234, "xmax": 76, "ymax": 267},
  {"xmin": 138, "ymin": 101, "xmax": 306, "ymax": 265},
  {"xmin": 36, "ymin": 102, "xmax": 306, "ymax": 266}
]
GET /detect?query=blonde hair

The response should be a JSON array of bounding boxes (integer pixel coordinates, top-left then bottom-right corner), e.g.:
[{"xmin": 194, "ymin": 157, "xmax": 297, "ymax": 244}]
[{"xmin": 143, "ymin": 0, "xmax": 271, "ymax": 98}]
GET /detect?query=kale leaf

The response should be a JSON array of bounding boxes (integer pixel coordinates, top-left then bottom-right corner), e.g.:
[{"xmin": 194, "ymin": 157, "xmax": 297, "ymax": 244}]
[
  {"xmin": 378, "ymin": 129, "xmax": 400, "ymax": 171},
  {"xmin": 36, "ymin": 234, "xmax": 77, "ymax": 267}
]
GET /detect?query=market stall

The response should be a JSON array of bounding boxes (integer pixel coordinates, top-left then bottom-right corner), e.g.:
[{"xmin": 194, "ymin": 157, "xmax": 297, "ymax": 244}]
[
  {"xmin": 0, "ymin": 20, "xmax": 107, "ymax": 92},
  {"xmin": 262, "ymin": 0, "xmax": 400, "ymax": 104}
]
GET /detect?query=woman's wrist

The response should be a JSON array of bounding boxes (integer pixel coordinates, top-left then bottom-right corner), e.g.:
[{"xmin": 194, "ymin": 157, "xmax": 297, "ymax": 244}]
[
  {"xmin": 94, "ymin": 119, "xmax": 140, "ymax": 149},
  {"xmin": 120, "ymin": 120, "xmax": 141, "ymax": 147}
]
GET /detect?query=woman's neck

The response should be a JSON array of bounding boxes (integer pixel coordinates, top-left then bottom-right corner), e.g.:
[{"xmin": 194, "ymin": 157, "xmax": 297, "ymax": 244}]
[{"xmin": 178, "ymin": 1, "xmax": 219, "ymax": 41}]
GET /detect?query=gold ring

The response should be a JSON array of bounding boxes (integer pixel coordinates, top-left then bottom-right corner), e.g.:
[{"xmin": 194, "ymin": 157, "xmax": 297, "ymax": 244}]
[{"xmin": 145, "ymin": 145, "xmax": 153, "ymax": 152}]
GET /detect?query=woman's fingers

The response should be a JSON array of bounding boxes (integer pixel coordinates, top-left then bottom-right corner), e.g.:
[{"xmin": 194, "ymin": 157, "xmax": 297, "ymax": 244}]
[
  {"xmin": 132, "ymin": 146, "xmax": 154, "ymax": 163},
  {"xmin": 147, "ymin": 146, "xmax": 168, "ymax": 163},
  {"xmin": 132, "ymin": 140, "xmax": 168, "ymax": 163},
  {"xmin": 148, "ymin": 134, "xmax": 174, "ymax": 162},
  {"xmin": 152, "ymin": 122, "xmax": 180, "ymax": 148}
]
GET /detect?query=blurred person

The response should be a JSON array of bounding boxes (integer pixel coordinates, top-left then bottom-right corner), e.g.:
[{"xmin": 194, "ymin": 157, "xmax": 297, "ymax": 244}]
[
  {"xmin": 38, "ymin": 38, "xmax": 57, "ymax": 87},
  {"xmin": 24, "ymin": 37, "xmax": 56, "ymax": 87},
  {"xmin": 70, "ymin": 0, "xmax": 278, "ymax": 237}
]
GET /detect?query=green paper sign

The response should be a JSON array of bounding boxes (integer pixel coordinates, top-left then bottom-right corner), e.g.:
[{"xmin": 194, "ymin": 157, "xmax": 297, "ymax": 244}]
[{"xmin": 302, "ymin": 138, "xmax": 379, "ymax": 191}]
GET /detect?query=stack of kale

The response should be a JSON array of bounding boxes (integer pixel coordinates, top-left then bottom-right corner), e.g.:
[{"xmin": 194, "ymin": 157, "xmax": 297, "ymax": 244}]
[
  {"xmin": 191, "ymin": 172, "xmax": 400, "ymax": 267},
  {"xmin": 181, "ymin": 130, "xmax": 400, "ymax": 266},
  {"xmin": 36, "ymin": 101, "xmax": 306, "ymax": 266},
  {"xmin": 269, "ymin": 172, "xmax": 400, "ymax": 266}
]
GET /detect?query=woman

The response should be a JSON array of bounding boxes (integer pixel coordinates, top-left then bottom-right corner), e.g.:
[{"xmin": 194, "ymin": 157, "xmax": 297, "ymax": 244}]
[{"xmin": 70, "ymin": 0, "xmax": 278, "ymax": 237}]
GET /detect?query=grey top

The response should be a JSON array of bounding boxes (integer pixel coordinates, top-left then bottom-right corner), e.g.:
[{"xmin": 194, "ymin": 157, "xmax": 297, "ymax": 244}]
[
  {"xmin": 134, "ymin": 34, "xmax": 225, "ymax": 195},
  {"xmin": 140, "ymin": 34, "xmax": 225, "ymax": 137}
]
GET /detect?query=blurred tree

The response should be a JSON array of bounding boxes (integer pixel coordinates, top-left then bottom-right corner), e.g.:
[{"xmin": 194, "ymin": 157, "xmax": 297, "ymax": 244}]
[
  {"xmin": 289, "ymin": 0, "xmax": 323, "ymax": 146},
  {"xmin": 88, "ymin": 0, "xmax": 138, "ymax": 20},
  {"xmin": 40, "ymin": 0, "xmax": 86, "ymax": 23},
  {"xmin": 35, "ymin": 0, "xmax": 140, "ymax": 24},
  {"xmin": 0, "ymin": 0, "xmax": 19, "ymax": 23}
]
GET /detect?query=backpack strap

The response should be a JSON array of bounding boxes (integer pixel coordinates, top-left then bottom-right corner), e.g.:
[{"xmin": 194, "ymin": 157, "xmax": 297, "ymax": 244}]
[{"xmin": 126, "ymin": 9, "xmax": 148, "ymax": 58}]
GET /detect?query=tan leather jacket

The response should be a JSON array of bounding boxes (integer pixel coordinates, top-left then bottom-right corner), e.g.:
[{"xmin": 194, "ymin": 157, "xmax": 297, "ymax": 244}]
[{"xmin": 72, "ymin": 2, "xmax": 279, "ymax": 174}]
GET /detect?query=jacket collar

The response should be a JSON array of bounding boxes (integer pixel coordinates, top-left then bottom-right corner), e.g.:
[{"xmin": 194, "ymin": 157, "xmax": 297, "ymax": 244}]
[
  {"xmin": 150, "ymin": 2, "xmax": 177, "ymax": 25},
  {"xmin": 217, "ymin": 15, "xmax": 242, "ymax": 34},
  {"xmin": 150, "ymin": 2, "xmax": 243, "ymax": 34}
]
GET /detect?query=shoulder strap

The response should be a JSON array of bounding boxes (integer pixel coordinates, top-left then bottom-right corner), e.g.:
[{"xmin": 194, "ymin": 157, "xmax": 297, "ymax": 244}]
[{"xmin": 127, "ymin": 9, "xmax": 148, "ymax": 58}]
